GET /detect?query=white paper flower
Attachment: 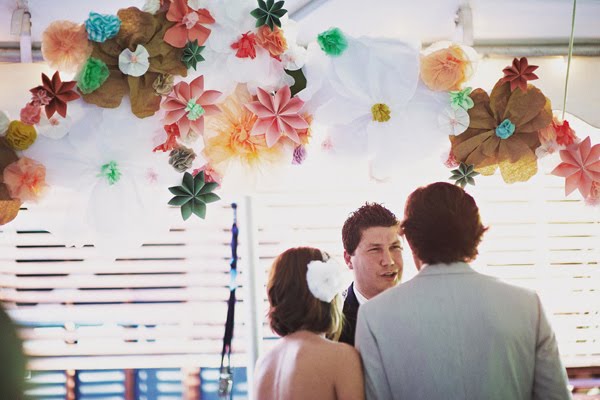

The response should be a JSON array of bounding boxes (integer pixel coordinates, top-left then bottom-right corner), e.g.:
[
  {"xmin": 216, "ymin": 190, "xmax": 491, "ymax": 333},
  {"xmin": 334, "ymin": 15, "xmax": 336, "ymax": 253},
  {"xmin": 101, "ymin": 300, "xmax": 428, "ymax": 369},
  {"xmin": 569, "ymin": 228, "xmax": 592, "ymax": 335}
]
[
  {"xmin": 306, "ymin": 258, "xmax": 353, "ymax": 303},
  {"xmin": 37, "ymin": 113, "xmax": 72, "ymax": 140},
  {"xmin": 438, "ymin": 106, "xmax": 470, "ymax": 136},
  {"xmin": 119, "ymin": 45, "xmax": 150, "ymax": 77},
  {"xmin": 142, "ymin": 0, "xmax": 161, "ymax": 14},
  {"xmin": 0, "ymin": 110, "xmax": 10, "ymax": 136}
]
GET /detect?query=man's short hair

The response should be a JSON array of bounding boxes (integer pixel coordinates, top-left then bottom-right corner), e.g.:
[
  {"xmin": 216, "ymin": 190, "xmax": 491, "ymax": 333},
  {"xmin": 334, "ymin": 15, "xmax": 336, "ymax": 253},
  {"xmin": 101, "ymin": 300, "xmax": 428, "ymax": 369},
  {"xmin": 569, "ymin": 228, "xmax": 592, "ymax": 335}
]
[
  {"xmin": 401, "ymin": 182, "xmax": 488, "ymax": 264},
  {"xmin": 267, "ymin": 247, "xmax": 343, "ymax": 340},
  {"xmin": 342, "ymin": 203, "xmax": 400, "ymax": 255}
]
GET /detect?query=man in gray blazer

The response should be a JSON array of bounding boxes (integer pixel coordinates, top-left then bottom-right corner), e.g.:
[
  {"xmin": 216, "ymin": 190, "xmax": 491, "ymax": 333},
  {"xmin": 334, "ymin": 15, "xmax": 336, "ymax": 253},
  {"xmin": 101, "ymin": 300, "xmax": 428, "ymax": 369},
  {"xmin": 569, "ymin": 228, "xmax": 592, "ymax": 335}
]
[{"xmin": 356, "ymin": 182, "xmax": 571, "ymax": 400}]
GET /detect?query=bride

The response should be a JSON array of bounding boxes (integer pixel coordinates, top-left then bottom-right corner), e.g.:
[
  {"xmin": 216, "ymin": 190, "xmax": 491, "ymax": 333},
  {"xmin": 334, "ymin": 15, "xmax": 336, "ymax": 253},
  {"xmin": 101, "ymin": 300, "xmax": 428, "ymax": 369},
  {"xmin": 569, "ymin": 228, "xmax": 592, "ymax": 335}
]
[{"xmin": 253, "ymin": 247, "xmax": 364, "ymax": 400}]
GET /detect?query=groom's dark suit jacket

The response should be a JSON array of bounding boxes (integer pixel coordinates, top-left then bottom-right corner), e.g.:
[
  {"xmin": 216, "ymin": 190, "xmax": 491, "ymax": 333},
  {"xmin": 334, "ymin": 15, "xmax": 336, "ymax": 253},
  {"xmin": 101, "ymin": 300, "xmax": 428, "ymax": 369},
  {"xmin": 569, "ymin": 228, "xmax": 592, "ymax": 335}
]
[{"xmin": 339, "ymin": 282, "xmax": 360, "ymax": 346}]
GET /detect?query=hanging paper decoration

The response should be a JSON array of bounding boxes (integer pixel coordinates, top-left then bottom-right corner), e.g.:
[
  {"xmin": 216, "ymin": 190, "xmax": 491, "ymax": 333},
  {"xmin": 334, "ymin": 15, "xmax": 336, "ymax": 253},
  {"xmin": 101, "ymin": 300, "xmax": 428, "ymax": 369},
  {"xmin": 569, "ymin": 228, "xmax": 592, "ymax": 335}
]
[
  {"xmin": 168, "ymin": 171, "xmax": 221, "ymax": 220},
  {"xmin": 449, "ymin": 162, "xmax": 479, "ymax": 188},
  {"xmin": 251, "ymin": 0, "xmax": 287, "ymax": 31},
  {"xmin": 551, "ymin": 137, "xmax": 600, "ymax": 199},
  {"xmin": 499, "ymin": 57, "xmax": 539, "ymax": 92}
]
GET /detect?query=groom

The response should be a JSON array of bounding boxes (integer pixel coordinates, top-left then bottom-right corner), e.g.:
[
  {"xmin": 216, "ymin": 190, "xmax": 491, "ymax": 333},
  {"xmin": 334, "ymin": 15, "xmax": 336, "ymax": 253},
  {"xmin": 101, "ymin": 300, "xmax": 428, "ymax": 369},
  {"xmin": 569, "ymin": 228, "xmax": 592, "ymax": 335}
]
[{"xmin": 339, "ymin": 203, "xmax": 403, "ymax": 345}]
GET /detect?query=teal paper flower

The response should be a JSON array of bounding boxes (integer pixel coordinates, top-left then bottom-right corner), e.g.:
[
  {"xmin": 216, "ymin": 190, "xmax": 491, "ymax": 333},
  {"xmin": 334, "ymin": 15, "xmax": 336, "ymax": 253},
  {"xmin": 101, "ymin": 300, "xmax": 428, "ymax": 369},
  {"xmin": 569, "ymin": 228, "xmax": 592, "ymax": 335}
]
[
  {"xmin": 449, "ymin": 87, "xmax": 474, "ymax": 111},
  {"xmin": 168, "ymin": 171, "xmax": 220, "ymax": 220},
  {"xmin": 450, "ymin": 162, "xmax": 479, "ymax": 188},
  {"xmin": 495, "ymin": 118, "xmax": 515, "ymax": 139},
  {"xmin": 85, "ymin": 12, "xmax": 121, "ymax": 43},
  {"xmin": 317, "ymin": 27, "xmax": 348, "ymax": 57},
  {"xmin": 250, "ymin": 0, "xmax": 287, "ymax": 31},
  {"xmin": 77, "ymin": 57, "xmax": 110, "ymax": 94}
]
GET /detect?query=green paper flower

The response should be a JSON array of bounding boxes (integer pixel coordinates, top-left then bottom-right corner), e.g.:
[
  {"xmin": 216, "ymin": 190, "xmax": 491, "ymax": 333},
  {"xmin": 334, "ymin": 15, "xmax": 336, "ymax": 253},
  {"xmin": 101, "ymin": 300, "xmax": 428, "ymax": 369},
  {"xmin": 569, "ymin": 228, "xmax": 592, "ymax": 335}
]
[
  {"xmin": 97, "ymin": 160, "xmax": 121, "ymax": 185},
  {"xmin": 450, "ymin": 162, "xmax": 479, "ymax": 188},
  {"xmin": 182, "ymin": 39, "xmax": 205, "ymax": 70},
  {"xmin": 168, "ymin": 171, "xmax": 221, "ymax": 221},
  {"xmin": 250, "ymin": 0, "xmax": 287, "ymax": 31},
  {"xmin": 317, "ymin": 27, "xmax": 348, "ymax": 57},
  {"xmin": 78, "ymin": 57, "xmax": 110, "ymax": 94},
  {"xmin": 449, "ymin": 87, "xmax": 474, "ymax": 111}
]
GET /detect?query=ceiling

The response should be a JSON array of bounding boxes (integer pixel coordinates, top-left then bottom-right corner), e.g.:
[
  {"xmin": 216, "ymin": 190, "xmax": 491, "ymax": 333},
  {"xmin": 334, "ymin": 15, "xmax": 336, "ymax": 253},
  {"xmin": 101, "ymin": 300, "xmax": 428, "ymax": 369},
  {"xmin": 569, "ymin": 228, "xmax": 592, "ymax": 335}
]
[{"xmin": 0, "ymin": 0, "xmax": 599, "ymax": 48}]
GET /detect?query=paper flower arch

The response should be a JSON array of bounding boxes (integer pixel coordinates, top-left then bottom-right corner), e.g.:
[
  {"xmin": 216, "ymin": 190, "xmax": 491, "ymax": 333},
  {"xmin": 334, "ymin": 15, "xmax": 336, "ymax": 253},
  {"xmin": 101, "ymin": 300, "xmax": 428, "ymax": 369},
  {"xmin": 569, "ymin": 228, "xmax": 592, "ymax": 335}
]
[{"xmin": 0, "ymin": 0, "xmax": 598, "ymax": 250}]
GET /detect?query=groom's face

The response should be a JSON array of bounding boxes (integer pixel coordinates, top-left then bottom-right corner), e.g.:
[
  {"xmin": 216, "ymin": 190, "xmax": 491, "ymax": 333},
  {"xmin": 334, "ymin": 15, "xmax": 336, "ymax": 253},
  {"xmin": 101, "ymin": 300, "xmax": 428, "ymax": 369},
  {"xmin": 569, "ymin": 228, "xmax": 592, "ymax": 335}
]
[{"xmin": 344, "ymin": 225, "xmax": 403, "ymax": 299}]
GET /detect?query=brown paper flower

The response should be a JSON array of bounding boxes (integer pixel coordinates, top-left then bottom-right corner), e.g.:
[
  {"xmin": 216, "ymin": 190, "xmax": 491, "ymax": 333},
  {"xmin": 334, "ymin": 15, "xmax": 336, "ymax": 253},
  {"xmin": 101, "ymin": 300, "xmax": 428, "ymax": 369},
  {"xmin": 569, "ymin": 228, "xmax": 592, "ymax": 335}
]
[
  {"xmin": 169, "ymin": 145, "xmax": 196, "ymax": 172},
  {"xmin": 30, "ymin": 72, "xmax": 80, "ymax": 118},
  {"xmin": 499, "ymin": 57, "xmax": 539, "ymax": 93},
  {"xmin": 80, "ymin": 7, "xmax": 187, "ymax": 118},
  {"xmin": 450, "ymin": 80, "xmax": 552, "ymax": 183},
  {"xmin": 0, "ymin": 184, "xmax": 21, "ymax": 225},
  {"xmin": 153, "ymin": 73, "xmax": 175, "ymax": 95}
]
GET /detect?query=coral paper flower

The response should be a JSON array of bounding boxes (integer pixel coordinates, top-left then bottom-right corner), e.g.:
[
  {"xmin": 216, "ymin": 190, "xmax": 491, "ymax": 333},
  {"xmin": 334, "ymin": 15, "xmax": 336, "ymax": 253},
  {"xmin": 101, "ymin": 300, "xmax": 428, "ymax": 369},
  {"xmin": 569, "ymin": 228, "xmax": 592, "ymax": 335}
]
[
  {"xmin": 231, "ymin": 32, "xmax": 258, "ymax": 59},
  {"xmin": 3, "ymin": 157, "xmax": 48, "ymax": 202},
  {"xmin": 153, "ymin": 123, "xmax": 181, "ymax": 152},
  {"xmin": 41, "ymin": 21, "xmax": 92, "ymax": 72},
  {"xmin": 499, "ymin": 57, "xmax": 539, "ymax": 92},
  {"xmin": 20, "ymin": 103, "xmax": 42, "ymax": 125},
  {"xmin": 554, "ymin": 118, "xmax": 577, "ymax": 147},
  {"xmin": 551, "ymin": 136, "xmax": 600, "ymax": 198},
  {"xmin": 30, "ymin": 72, "xmax": 80, "ymax": 119},
  {"xmin": 162, "ymin": 75, "xmax": 222, "ymax": 141},
  {"xmin": 164, "ymin": 0, "xmax": 215, "ymax": 48},
  {"xmin": 450, "ymin": 80, "xmax": 552, "ymax": 183},
  {"xmin": 420, "ymin": 44, "xmax": 473, "ymax": 91},
  {"xmin": 245, "ymin": 86, "xmax": 309, "ymax": 147}
]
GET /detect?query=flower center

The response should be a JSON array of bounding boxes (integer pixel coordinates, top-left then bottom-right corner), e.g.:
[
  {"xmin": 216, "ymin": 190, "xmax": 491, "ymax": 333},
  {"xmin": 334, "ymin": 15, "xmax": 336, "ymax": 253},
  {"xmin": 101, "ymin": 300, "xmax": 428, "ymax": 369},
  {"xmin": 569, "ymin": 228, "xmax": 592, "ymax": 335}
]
[
  {"xmin": 371, "ymin": 103, "xmax": 391, "ymax": 122},
  {"xmin": 49, "ymin": 118, "xmax": 60, "ymax": 126},
  {"xmin": 98, "ymin": 161, "xmax": 121, "ymax": 185},
  {"xmin": 182, "ymin": 12, "xmax": 199, "ymax": 29},
  {"xmin": 495, "ymin": 118, "xmax": 516, "ymax": 139},
  {"xmin": 185, "ymin": 99, "xmax": 205, "ymax": 121}
]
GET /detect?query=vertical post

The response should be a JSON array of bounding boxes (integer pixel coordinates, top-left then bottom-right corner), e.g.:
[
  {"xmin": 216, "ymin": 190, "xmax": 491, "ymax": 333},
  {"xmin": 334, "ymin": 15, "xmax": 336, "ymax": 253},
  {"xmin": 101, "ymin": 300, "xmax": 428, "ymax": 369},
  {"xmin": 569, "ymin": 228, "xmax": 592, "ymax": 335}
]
[{"xmin": 240, "ymin": 195, "xmax": 262, "ymax": 400}]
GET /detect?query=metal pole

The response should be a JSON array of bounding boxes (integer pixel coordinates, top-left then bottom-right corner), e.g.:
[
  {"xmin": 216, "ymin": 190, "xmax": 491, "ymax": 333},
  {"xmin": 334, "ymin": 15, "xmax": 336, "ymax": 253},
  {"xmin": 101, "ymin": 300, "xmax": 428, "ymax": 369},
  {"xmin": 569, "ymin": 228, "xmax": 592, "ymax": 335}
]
[{"xmin": 240, "ymin": 195, "xmax": 262, "ymax": 399}]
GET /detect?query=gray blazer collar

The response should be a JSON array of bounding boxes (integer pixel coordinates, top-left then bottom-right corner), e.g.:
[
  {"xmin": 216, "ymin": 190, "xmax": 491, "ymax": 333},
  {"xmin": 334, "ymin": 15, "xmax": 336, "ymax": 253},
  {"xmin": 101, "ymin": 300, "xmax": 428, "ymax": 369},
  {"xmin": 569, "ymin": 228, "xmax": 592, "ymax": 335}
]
[{"xmin": 416, "ymin": 262, "xmax": 476, "ymax": 276}]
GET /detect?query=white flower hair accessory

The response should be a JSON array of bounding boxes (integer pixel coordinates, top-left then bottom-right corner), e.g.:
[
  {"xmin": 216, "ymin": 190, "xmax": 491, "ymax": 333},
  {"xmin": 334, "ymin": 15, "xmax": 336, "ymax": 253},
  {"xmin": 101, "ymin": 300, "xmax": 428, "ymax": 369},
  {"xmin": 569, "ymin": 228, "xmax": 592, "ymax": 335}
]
[{"xmin": 306, "ymin": 253, "xmax": 353, "ymax": 303}]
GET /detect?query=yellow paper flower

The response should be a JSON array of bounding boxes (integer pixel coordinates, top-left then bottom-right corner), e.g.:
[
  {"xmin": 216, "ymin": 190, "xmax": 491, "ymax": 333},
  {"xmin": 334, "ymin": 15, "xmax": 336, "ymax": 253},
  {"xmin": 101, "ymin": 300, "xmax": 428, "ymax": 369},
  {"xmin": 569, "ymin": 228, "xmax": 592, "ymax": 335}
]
[
  {"xmin": 5, "ymin": 121, "xmax": 37, "ymax": 150},
  {"xmin": 203, "ymin": 85, "xmax": 289, "ymax": 175}
]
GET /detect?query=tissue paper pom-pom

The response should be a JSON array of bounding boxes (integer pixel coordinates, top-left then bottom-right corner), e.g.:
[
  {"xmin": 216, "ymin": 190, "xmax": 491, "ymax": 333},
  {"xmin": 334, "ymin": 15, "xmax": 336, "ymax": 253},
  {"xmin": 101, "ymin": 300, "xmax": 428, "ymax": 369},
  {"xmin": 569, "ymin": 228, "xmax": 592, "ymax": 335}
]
[
  {"xmin": 420, "ymin": 44, "xmax": 472, "ymax": 91},
  {"xmin": 19, "ymin": 103, "xmax": 41, "ymax": 125},
  {"xmin": 85, "ymin": 12, "xmax": 122, "ymax": 43},
  {"xmin": 317, "ymin": 27, "xmax": 348, "ymax": 57},
  {"xmin": 256, "ymin": 25, "xmax": 288, "ymax": 59},
  {"xmin": 77, "ymin": 57, "xmax": 110, "ymax": 94},
  {"xmin": 42, "ymin": 21, "xmax": 92, "ymax": 72},
  {"xmin": 5, "ymin": 121, "xmax": 37, "ymax": 151},
  {"xmin": 3, "ymin": 157, "xmax": 47, "ymax": 202}
]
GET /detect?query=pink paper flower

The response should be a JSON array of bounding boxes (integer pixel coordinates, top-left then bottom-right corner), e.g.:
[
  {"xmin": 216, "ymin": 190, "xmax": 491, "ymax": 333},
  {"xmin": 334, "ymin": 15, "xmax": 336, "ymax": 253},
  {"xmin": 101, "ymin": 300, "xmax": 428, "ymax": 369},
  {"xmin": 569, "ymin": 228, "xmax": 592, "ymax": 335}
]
[
  {"xmin": 551, "ymin": 136, "xmax": 600, "ymax": 199},
  {"xmin": 3, "ymin": 157, "xmax": 48, "ymax": 202},
  {"xmin": 20, "ymin": 103, "xmax": 42, "ymax": 125},
  {"xmin": 161, "ymin": 75, "xmax": 222, "ymax": 141},
  {"xmin": 164, "ymin": 0, "xmax": 215, "ymax": 48},
  {"xmin": 245, "ymin": 86, "xmax": 309, "ymax": 147}
]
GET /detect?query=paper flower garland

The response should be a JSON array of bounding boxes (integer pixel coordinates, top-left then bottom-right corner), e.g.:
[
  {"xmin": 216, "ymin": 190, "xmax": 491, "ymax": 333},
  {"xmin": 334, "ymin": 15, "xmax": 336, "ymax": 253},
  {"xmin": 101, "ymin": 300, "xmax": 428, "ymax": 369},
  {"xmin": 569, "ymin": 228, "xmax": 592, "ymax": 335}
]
[
  {"xmin": 551, "ymin": 137, "xmax": 600, "ymax": 199},
  {"xmin": 251, "ymin": 0, "xmax": 287, "ymax": 31},
  {"xmin": 168, "ymin": 171, "xmax": 220, "ymax": 220},
  {"xmin": 450, "ymin": 76, "xmax": 552, "ymax": 183},
  {"xmin": 245, "ymin": 85, "xmax": 308, "ymax": 147}
]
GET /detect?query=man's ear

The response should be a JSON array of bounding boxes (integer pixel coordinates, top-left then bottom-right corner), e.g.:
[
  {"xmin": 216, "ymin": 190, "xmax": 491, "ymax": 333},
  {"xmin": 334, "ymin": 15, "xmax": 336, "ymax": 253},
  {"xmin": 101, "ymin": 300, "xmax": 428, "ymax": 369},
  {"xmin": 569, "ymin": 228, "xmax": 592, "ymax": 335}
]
[{"xmin": 343, "ymin": 250, "xmax": 353, "ymax": 270}]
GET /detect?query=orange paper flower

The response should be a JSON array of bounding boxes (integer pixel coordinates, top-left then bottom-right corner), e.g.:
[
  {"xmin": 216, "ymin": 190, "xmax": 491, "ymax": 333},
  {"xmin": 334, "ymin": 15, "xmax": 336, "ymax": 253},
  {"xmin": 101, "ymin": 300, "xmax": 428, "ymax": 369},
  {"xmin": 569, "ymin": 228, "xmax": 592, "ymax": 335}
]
[
  {"xmin": 42, "ymin": 21, "xmax": 92, "ymax": 72},
  {"xmin": 450, "ymin": 80, "xmax": 552, "ymax": 183},
  {"xmin": 499, "ymin": 57, "xmax": 539, "ymax": 93},
  {"xmin": 203, "ymin": 85, "xmax": 288, "ymax": 176},
  {"xmin": 3, "ymin": 157, "xmax": 48, "ymax": 202},
  {"xmin": 420, "ymin": 45, "xmax": 472, "ymax": 91},
  {"xmin": 256, "ymin": 25, "xmax": 288, "ymax": 59}
]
